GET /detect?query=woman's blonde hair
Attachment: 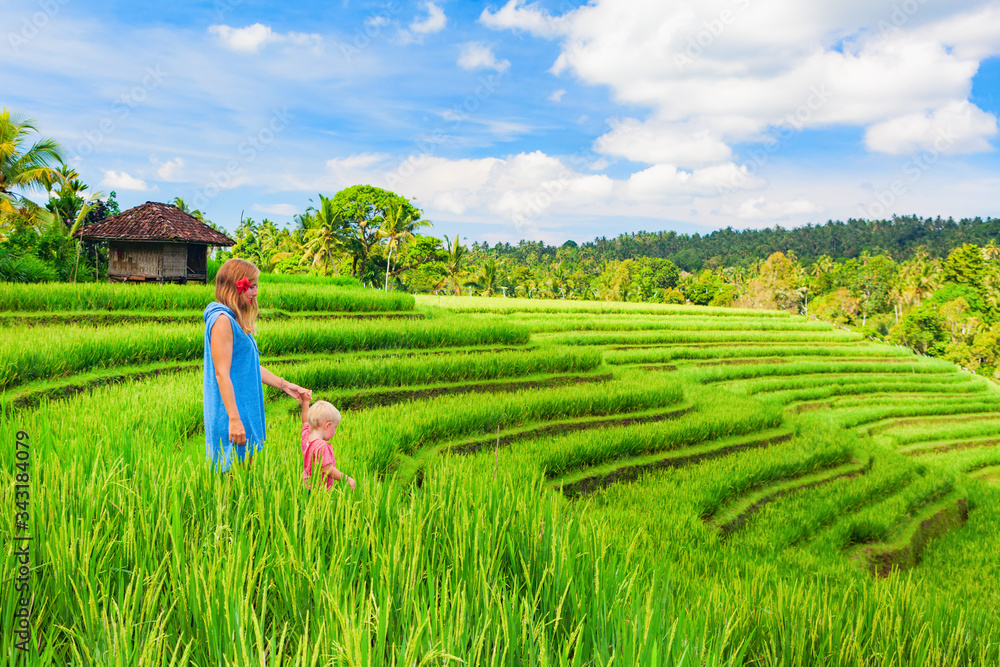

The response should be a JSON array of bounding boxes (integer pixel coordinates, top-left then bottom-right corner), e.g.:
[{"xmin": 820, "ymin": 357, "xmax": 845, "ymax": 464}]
[
  {"xmin": 308, "ymin": 401, "xmax": 341, "ymax": 430},
  {"xmin": 215, "ymin": 258, "xmax": 260, "ymax": 336}
]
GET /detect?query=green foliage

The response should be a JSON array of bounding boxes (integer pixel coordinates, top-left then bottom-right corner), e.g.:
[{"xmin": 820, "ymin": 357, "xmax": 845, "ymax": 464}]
[
  {"xmin": 943, "ymin": 243, "xmax": 987, "ymax": 290},
  {"xmin": 891, "ymin": 304, "xmax": 947, "ymax": 354},
  {"xmin": 684, "ymin": 269, "xmax": 730, "ymax": 305},
  {"xmin": 848, "ymin": 254, "xmax": 896, "ymax": 324},
  {"xmin": 0, "ymin": 250, "xmax": 59, "ymax": 282},
  {"xmin": 332, "ymin": 184, "xmax": 422, "ymax": 280},
  {"xmin": 924, "ymin": 283, "xmax": 987, "ymax": 313}
]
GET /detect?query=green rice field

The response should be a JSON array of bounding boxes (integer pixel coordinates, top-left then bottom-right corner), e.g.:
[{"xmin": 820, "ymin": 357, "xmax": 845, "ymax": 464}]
[{"xmin": 2, "ymin": 286, "xmax": 999, "ymax": 665}]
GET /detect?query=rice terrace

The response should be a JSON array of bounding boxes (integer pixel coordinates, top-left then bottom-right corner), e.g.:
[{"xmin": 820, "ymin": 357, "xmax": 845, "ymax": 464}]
[
  {"xmin": 4, "ymin": 0, "xmax": 1000, "ymax": 664},
  {"xmin": 3, "ymin": 275, "xmax": 1000, "ymax": 665}
]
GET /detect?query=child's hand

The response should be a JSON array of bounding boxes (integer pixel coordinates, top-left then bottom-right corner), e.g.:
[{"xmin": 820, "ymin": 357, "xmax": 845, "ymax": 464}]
[{"xmin": 348, "ymin": 477, "xmax": 356, "ymax": 490}]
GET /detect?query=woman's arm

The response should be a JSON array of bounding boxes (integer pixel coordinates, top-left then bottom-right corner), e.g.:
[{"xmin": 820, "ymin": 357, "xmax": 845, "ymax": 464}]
[
  {"xmin": 261, "ymin": 365, "xmax": 309, "ymax": 400},
  {"xmin": 260, "ymin": 366, "xmax": 283, "ymax": 390},
  {"xmin": 210, "ymin": 315, "xmax": 245, "ymax": 445}
]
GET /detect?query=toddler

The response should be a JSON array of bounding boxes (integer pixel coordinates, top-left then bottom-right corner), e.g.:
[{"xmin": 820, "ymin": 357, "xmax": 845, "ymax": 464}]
[{"xmin": 300, "ymin": 391, "xmax": 355, "ymax": 491}]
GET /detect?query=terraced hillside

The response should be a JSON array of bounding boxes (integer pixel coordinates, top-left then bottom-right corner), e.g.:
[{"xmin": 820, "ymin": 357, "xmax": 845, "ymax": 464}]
[{"xmin": 2, "ymin": 286, "xmax": 999, "ymax": 665}]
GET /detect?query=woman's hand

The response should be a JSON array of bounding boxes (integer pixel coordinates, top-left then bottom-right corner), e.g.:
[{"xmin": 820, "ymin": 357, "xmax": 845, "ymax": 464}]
[
  {"xmin": 229, "ymin": 416, "xmax": 247, "ymax": 446},
  {"xmin": 283, "ymin": 380, "xmax": 309, "ymax": 401}
]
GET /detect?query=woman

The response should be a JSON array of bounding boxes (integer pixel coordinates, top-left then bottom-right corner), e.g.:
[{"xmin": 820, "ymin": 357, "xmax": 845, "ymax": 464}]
[{"xmin": 203, "ymin": 258, "xmax": 309, "ymax": 472}]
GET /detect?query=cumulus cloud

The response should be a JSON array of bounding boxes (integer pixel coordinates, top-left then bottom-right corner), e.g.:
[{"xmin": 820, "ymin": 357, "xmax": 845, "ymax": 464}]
[
  {"xmin": 865, "ymin": 101, "xmax": 998, "ymax": 155},
  {"xmin": 548, "ymin": 89, "xmax": 566, "ymax": 102},
  {"xmin": 627, "ymin": 163, "xmax": 763, "ymax": 200},
  {"xmin": 458, "ymin": 42, "xmax": 510, "ymax": 73},
  {"xmin": 155, "ymin": 157, "xmax": 185, "ymax": 182},
  {"xmin": 595, "ymin": 118, "xmax": 733, "ymax": 168},
  {"xmin": 483, "ymin": 0, "xmax": 1000, "ymax": 157},
  {"xmin": 101, "ymin": 170, "xmax": 149, "ymax": 191},
  {"xmin": 208, "ymin": 23, "xmax": 322, "ymax": 53}
]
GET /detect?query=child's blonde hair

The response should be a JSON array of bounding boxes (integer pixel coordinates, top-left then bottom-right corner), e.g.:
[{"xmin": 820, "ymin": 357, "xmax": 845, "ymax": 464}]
[{"xmin": 308, "ymin": 401, "xmax": 341, "ymax": 430}]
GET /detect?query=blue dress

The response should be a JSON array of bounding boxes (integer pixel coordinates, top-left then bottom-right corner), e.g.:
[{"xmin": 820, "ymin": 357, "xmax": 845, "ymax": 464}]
[{"xmin": 203, "ymin": 302, "xmax": 267, "ymax": 472}]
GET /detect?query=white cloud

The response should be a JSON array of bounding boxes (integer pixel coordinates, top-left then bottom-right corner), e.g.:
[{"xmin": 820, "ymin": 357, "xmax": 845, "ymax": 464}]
[
  {"xmin": 484, "ymin": 0, "xmax": 1000, "ymax": 159},
  {"xmin": 865, "ymin": 100, "xmax": 998, "ymax": 155},
  {"xmin": 101, "ymin": 170, "xmax": 149, "ymax": 191},
  {"xmin": 252, "ymin": 203, "xmax": 298, "ymax": 216},
  {"xmin": 410, "ymin": 2, "xmax": 447, "ymax": 35},
  {"xmin": 626, "ymin": 163, "xmax": 762, "ymax": 200},
  {"xmin": 721, "ymin": 196, "xmax": 823, "ymax": 221},
  {"xmin": 397, "ymin": 2, "xmax": 447, "ymax": 44},
  {"xmin": 595, "ymin": 118, "xmax": 733, "ymax": 168},
  {"xmin": 480, "ymin": 0, "xmax": 566, "ymax": 38},
  {"xmin": 548, "ymin": 89, "xmax": 566, "ymax": 102},
  {"xmin": 208, "ymin": 23, "xmax": 322, "ymax": 54},
  {"xmin": 155, "ymin": 157, "xmax": 185, "ymax": 182},
  {"xmin": 458, "ymin": 42, "xmax": 510, "ymax": 73}
]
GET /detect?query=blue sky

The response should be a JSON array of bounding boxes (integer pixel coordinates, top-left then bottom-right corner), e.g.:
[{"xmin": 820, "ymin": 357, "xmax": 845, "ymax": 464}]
[{"xmin": 3, "ymin": 0, "xmax": 999, "ymax": 245}]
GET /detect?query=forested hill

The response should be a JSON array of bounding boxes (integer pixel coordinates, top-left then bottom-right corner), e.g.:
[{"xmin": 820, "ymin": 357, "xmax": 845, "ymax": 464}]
[{"xmin": 485, "ymin": 216, "xmax": 1000, "ymax": 272}]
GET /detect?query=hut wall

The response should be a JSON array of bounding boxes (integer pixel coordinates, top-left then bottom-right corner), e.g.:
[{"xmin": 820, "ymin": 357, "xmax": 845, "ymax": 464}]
[
  {"xmin": 162, "ymin": 243, "xmax": 187, "ymax": 278},
  {"xmin": 109, "ymin": 242, "xmax": 163, "ymax": 279}
]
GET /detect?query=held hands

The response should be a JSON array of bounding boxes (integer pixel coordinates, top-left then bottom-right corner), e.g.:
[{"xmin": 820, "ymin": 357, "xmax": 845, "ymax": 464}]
[{"xmin": 281, "ymin": 378, "xmax": 310, "ymax": 402}]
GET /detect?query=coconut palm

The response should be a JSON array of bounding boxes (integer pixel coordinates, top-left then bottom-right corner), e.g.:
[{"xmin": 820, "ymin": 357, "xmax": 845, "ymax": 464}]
[
  {"xmin": 899, "ymin": 253, "xmax": 942, "ymax": 306},
  {"xmin": 300, "ymin": 195, "xmax": 349, "ymax": 275},
  {"xmin": 0, "ymin": 109, "xmax": 65, "ymax": 215},
  {"xmin": 983, "ymin": 239, "xmax": 1000, "ymax": 262},
  {"xmin": 443, "ymin": 234, "xmax": 467, "ymax": 295},
  {"xmin": 171, "ymin": 197, "xmax": 208, "ymax": 223},
  {"xmin": 468, "ymin": 257, "xmax": 501, "ymax": 296},
  {"xmin": 379, "ymin": 200, "xmax": 430, "ymax": 290}
]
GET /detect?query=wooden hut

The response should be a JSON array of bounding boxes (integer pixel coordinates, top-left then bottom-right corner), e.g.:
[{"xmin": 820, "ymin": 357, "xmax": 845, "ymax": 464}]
[{"xmin": 74, "ymin": 201, "xmax": 235, "ymax": 284}]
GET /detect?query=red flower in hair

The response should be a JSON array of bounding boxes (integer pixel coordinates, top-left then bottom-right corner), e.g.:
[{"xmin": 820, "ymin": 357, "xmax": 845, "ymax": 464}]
[{"xmin": 236, "ymin": 277, "xmax": 252, "ymax": 294}]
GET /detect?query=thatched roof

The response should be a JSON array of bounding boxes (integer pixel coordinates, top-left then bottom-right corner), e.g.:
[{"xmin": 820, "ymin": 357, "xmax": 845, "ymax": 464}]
[{"xmin": 74, "ymin": 201, "xmax": 235, "ymax": 246}]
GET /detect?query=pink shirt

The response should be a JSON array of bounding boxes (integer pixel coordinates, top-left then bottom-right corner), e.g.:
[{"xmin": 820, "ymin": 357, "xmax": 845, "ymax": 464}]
[{"xmin": 301, "ymin": 423, "xmax": 336, "ymax": 490}]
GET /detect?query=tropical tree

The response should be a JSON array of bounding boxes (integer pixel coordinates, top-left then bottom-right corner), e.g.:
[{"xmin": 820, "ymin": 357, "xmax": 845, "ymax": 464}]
[
  {"xmin": 982, "ymin": 239, "xmax": 1000, "ymax": 262},
  {"xmin": 43, "ymin": 164, "xmax": 89, "ymax": 228},
  {"xmin": 379, "ymin": 200, "xmax": 430, "ymax": 290},
  {"xmin": 443, "ymin": 234, "xmax": 467, "ymax": 295},
  {"xmin": 899, "ymin": 250, "xmax": 942, "ymax": 306},
  {"xmin": 300, "ymin": 195, "xmax": 349, "ymax": 275},
  {"xmin": 943, "ymin": 243, "xmax": 987, "ymax": 290},
  {"xmin": 0, "ymin": 109, "xmax": 65, "ymax": 215},
  {"xmin": 849, "ymin": 253, "xmax": 896, "ymax": 327},
  {"xmin": 469, "ymin": 257, "xmax": 501, "ymax": 296},
  {"xmin": 331, "ymin": 185, "xmax": 420, "ymax": 279}
]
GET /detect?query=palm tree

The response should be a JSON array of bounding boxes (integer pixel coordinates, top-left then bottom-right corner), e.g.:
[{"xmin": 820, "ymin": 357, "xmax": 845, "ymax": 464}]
[
  {"xmin": 469, "ymin": 257, "xmax": 500, "ymax": 296},
  {"xmin": 983, "ymin": 239, "xmax": 1000, "ymax": 262},
  {"xmin": 301, "ymin": 195, "xmax": 349, "ymax": 275},
  {"xmin": 171, "ymin": 197, "xmax": 208, "ymax": 222},
  {"xmin": 0, "ymin": 109, "xmax": 65, "ymax": 215},
  {"xmin": 443, "ymin": 234, "xmax": 467, "ymax": 295},
  {"xmin": 379, "ymin": 200, "xmax": 430, "ymax": 291}
]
